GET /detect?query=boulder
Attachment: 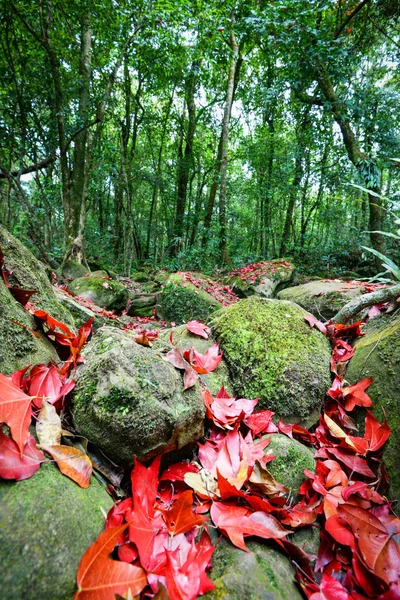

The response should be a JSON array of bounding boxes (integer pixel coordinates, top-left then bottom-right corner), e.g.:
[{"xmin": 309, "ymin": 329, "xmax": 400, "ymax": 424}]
[
  {"xmin": 157, "ymin": 273, "xmax": 222, "ymax": 324},
  {"xmin": 346, "ymin": 310, "xmax": 400, "ymax": 499},
  {"xmin": 0, "ymin": 224, "xmax": 74, "ymax": 326},
  {"xmin": 0, "ymin": 279, "xmax": 59, "ymax": 375},
  {"xmin": 131, "ymin": 271, "xmax": 152, "ymax": 283},
  {"xmin": 67, "ymin": 271, "xmax": 129, "ymax": 312},
  {"xmin": 61, "ymin": 259, "xmax": 88, "ymax": 280},
  {"xmin": 127, "ymin": 293, "xmax": 158, "ymax": 317},
  {"xmin": 205, "ymin": 534, "xmax": 304, "ymax": 600},
  {"xmin": 278, "ymin": 280, "xmax": 369, "ymax": 321},
  {"xmin": 71, "ymin": 327, "xmax": 205, "ymax": 464},
  {"xmin": 155, "ymin": 324, "xmax": 233, "ymax": 395},
  {"xmin": 0, "ymin": 462, "xmax": 113, "ymax": 600},
  {"xmin": 226, "ymin": 260, "xmax": 295, "ymax": 299},
  {"xmin": 266, "ymin": 434, "xmax": 315, "ymax": 498},
  {"xmin": 212, "ymin": 297, "xmax": 331, "ymax": 424},
  {"xmin": 53, "ymin": 287, "xmax": 110, "ymax": 331}
]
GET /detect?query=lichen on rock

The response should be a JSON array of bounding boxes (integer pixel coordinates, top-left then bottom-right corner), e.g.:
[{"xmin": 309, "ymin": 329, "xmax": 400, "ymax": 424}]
[
  {"xmin": 0, "ymin": 224, "xmax": 74, "ymax": 326},
  {"xmin": 346, "ymin": 310, "xmax": 400, "ymax": 500},
  {"xmin": 67, "ymin": 270, "xmax": 129, "ymax": 312},
  {"xmin": 212, "ymin": 297, "xmax": 331, "ymax": 424},
  {"xmin": 265, "ymin": 434, "xmax": 315, "ymax": 498},
  {"xmin": 157, "ymin": 273, "xmax": 223, "ymax": 324},
  {"xmin": 277, "ymin": 280, "xmax": 368, "ymax": 321},
  {"xmin": 0, "ymin": 462, "xmax": 113, "ymax": 600},
  {"xmin": 0, "ymin": 279, "xmax": 58, "ymax": 375},
  {"xmin": 71, "ymin": 327, "xmax": 205, "ymax": 464}
]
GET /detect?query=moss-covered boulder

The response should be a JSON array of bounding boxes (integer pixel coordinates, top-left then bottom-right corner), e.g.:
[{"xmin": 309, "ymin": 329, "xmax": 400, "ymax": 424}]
[
  {"xmin": 266, "ymin": 434, "xmax": 315, "ymax": 498},
  {"xmin": 131, "ymin": 271, "xmax": 152, "ymax": 283},
  {"xmin": 71, "ymin": 327, "xmax": 205, "ymax": 464},
  {"xmin": 157, "ymin": 273, "xmax": 222, "ymax": 324},
  {"xmin": 67, "ymin": 271, "xmax": 129, "ymax": 312},
  {"xmin": 0, "ymin": 462, "xmax": 113, "ymax": 600},
  {"xmin": 0, "ymin": 279, "xmax": 59, "ymax": 375},
  {"xmin": 61, "ymin": 259, "xmax": 88, "ymax": 280},
  {"xmin": 226, "ymin": 260, "xmax": 295, "ymax": 299},
  {"xmin": 0, "ymin": 225, "xmax": 74, "ymax": 326},
  {"xmin": 155, "ymin": 324, "xmax": 233, "ymax": 396},
  {"xmin": 346, "ymin": 311, "xmax": 400, "ymax": 499},
  {"xmin": 127, "ymin": 293, "xmax": 158, "ymax": 317},
  {"xmin": 212, "ymin": 298, "xmax": 331, "ymax": 424},
  {"xmin": 205, "ymin": 534, "xmax": 304, "ymax": 600},
  {"xmin": 277, "ymin": 280, "xmax": 368, "ymax": 321}
]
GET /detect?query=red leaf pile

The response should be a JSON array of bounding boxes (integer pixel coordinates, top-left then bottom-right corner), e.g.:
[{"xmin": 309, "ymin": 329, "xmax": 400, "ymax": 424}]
[{"xmin": 76, "ymin": 315, "xmax": 399, "ymax": 599}]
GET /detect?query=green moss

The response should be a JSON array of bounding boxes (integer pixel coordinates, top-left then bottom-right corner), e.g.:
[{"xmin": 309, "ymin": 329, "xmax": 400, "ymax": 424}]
[
  {"xmin": 204, "ymin": 535, "xmax": 303, "ymax": 600},
  {"xmin": 346, "ymin": 311, "xmax": 400, "ymax": 500},
  {"xmin": 212, "ymin": 297, "xmax": 331, "ymax": 423},
  {"xmin": 0, "ymin": 225, "xmax": 74, "ymax": 327},
  {"xmin": 67, "ymin": 271, "xmax": 128, "ymax": 312},
  {"xmin": 72, "ymin": 327, "xmax": 204, "ymax": 463},
  {"xmin": 158, "ymin": 274, "xmax": 222, "ymax": 324},
  {"xmin": 0, "ymin": 280, "xmax": 58, "ymax": 375},
  {"xmin": 266, "ymin": 434, "xmax": 315, "ymax": 497},
  {"xmin": 0, "ymin": 462, "xmax": 113, "ymax": 600}
]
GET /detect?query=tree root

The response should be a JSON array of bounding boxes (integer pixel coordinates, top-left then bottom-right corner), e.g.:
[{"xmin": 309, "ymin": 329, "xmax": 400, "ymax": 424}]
[{"xmin": 332, "ymin": 283, "xmax": 400, "ymax": 324}]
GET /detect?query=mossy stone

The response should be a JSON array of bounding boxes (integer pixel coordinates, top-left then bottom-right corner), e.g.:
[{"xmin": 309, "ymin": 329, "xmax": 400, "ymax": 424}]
[
  {"xmin": 61, "ymin": 259, "xmax": 88, "ymax": 280},
  {"xmin": 265, "ymin": 434, "xmax": 315, "ymax": 498},
  {"xmin": 0, "ymin": 462, "xmax": 113, "ymax": 600},
  {"xmin": 71, "ymin": 327, "xmax": 205, "ymax": 464},
  {"xmin": 346, "ymin": 311, "xmax": 400, "ymax": 499},
  {"xmin": 157, "ymin": 273, "xmax": 222, "ymax": 324},
  {"xmin": 0, "ymin": 224, "xmax": 74, "ymax": 326},
  {"xmin": 53, "ymin": 287, "xmax": 111, "ymax": 331},
  {"xmin": 277, "ymin": 280, "xmax": 368, "ymax": 321},
  {"xmin": 67, "ymin": 271, "xmax": 129, "ymax": 312},
  {"xmin": 205, "ymin": 533, "xmax": 303, "ymax": 600},
  {"xmin": 131, "ymin": 271, "xmax": 152, "ymax": 283},
  {"xmin": 127, "ymin": 293, "xmax": 158, "ymax": 317},
  {"xmin": 227, "ymin": 260, "xmax": 295, "ymax": 299},
  {"xmin": 0, "ymin": 279, "xmax": 59, "ymax": 375},
  {"xmin": 155, "ymin": 324, "xmax": 233, "ymax": 396},
  {"xmin": 212, "ymin": 298, "xmax": 331, "ymax": 424}
]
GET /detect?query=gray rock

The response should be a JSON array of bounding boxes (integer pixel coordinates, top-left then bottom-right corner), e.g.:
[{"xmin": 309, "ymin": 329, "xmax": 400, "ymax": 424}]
[
  {"xmin": 0, "ymin": 224, "xmax": 74, "ymax": 326},
  {"xmin": 226, "ymin": 260, "xmax": 295, "ymax": 299},
  {"xmin": 71, "ymin": 327, "xmax": 205, "ymax": 464},
  {"xmin": 0, "ymin": 279, "xmax": 59, "ymax": 375},
  {"xmin": 61, "ymin": 259, "xmax": 88, "ymax": 280},
  {"xmin": 157, "ymin": 273, "xmax": 222, "ymax": 324},
  {"xmin": 155, "ymin": 324, "xmax": 233, "ymax": 396},
  {"xmin": 127, "ymin": 293, "xmax": 158, "ymax": 317},
  {"xmin": 278, "ymin": 280, "xmax": 368, "ymax": 321},
  {"xmin": 67, "ymin": 271, "xmax": 129, "ymax": 312},
  {"xmin": 54, "ymin": 287, "xmax": 110, "ymax": 331},
  {"xmin": 265, "ymin": 434, "xmax": 315, "ymax": 498},
  {"xmin": 0, "ymin": 462, "xmax": 113, "ymax": 600},
  {"xmin": 346, "ymin": 310, "xmax": 400, "ymax": 500}
]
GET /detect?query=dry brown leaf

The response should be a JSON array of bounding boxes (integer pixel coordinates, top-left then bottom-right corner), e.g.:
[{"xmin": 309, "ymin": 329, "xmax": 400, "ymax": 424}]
[
  {"xmin": 324, "ymin": 414, "xmax": 358, "ymax": 451},
  {"xmin": 42, "ymin": 444, "xmax": 92, "ymax": 488},
  {"xmin": 249, "ymin": 460, "xmax": 288, "ymax": 497},
  {"xmin": 36, "ymin": 400, "xmax": 62, "ymax": 447}
]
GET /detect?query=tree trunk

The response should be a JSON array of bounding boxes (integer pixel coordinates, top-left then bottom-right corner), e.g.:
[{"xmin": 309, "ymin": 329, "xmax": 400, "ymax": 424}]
[
  {"xmin": 202, "ymin": 54, "xmax": 242, "ymax": 243},
  {"xmin": 170, "ymin": 62, "xmax": 198, "ymax": 257},
  {"xmin": 218, "ymin": 16, "xmax": 239, "ymax": 264},
  {"xmin": 279, "ymin": 109, "xmax": 310, "ymax": 256}
]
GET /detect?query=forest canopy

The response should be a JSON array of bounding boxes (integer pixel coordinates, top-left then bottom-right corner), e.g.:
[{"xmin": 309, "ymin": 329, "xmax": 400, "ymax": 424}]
[{"xmin": 0, "ymin": 0, "xmax": 399, "ymax": 275}]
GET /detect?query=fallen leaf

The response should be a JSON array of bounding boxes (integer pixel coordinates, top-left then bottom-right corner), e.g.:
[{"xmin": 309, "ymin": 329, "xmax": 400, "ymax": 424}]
[
  {"xmin": 0, "ymin": 372, "xmax": 33, "ymax": 453},
  {"xmin": 74, "ymin": 524, "xmax": 147, "ymax": 600},
  {"xmin": 0, "ymin": 431, "xmax": 43, "ymax": 480},
  {"xmin": 36, "ymin": 400, "xmax": 62, "ymax": 446},
  {"xmin": 186, "ymin": 321, "xmax": 210, "ymax": 339},
  {"xmin": 42, "ymin": 444, "xmax": 92, "ymax": 488}
]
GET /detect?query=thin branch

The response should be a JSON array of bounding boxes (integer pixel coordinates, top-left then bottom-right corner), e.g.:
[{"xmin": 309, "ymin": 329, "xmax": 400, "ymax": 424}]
[
  {"xmin": 367, "ymin": 17, "xmax": 400, "ymax": 49},
  {"xmin": 334, "ymin": 0, "xmax": 371, "ymax": 39}
]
